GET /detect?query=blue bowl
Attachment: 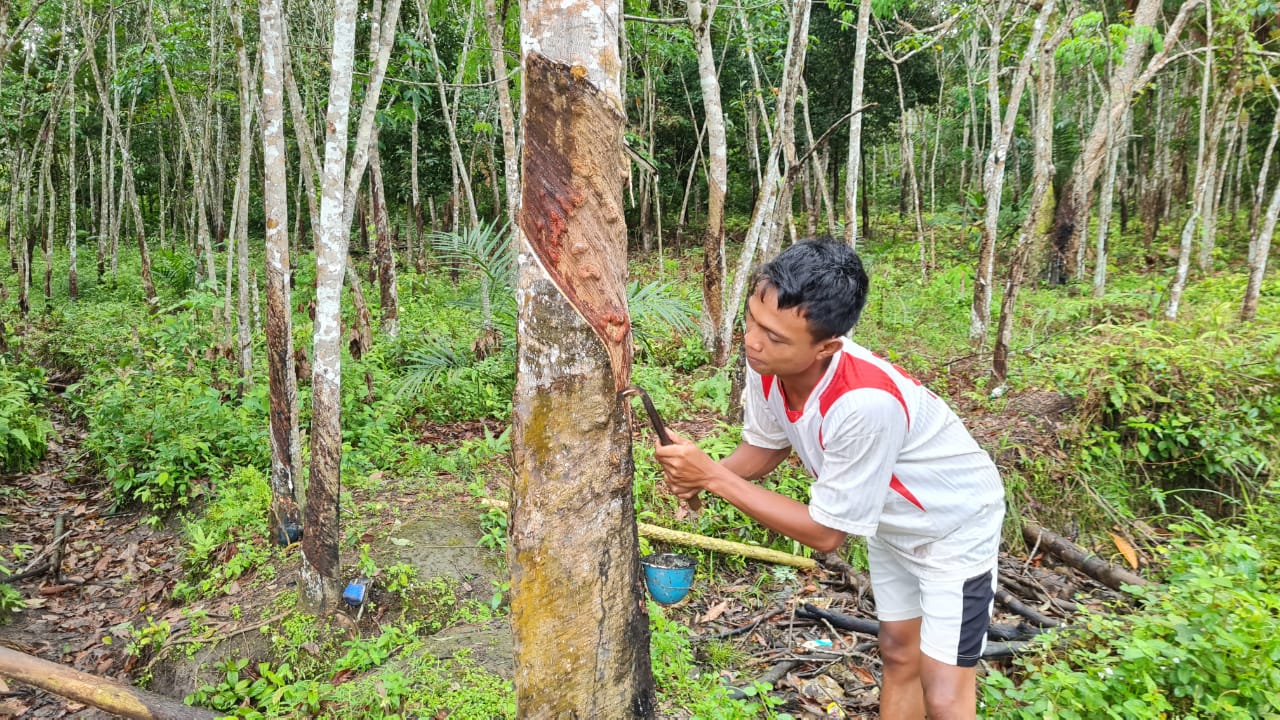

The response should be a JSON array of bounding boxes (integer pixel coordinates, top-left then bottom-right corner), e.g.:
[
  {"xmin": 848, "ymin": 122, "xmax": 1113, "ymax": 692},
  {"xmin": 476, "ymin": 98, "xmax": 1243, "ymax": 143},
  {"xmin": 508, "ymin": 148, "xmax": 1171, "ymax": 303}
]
[{"xmin": 641, "ymin": 553, "xmax": 696, "ymax": 605}]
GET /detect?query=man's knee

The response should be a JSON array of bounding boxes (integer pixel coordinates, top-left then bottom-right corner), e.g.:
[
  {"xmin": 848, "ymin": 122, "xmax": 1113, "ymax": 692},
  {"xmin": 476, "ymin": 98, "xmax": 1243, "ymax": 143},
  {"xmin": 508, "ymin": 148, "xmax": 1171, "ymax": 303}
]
[
  {"xmin": 920, "ymin": 659, "xmax": 977, "ymax": 720},
  {"xmin": 878, "ymin": 621, "xmax": 922, "ymax": 669}
]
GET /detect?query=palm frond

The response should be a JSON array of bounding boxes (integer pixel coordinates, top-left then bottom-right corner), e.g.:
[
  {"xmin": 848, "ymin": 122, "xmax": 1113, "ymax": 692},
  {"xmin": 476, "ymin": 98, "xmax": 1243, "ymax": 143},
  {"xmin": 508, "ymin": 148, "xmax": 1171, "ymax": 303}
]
[
  {"xmin": 628, "ymin": 280, "xmax": 699, "ymax": 352},
  {"xmin": 428, "ymin": 220, "xmax": 515, "ymax": 286},
  {"xmin": 396, "ymin": 342, "xmax": 471, "ymax": 399}
]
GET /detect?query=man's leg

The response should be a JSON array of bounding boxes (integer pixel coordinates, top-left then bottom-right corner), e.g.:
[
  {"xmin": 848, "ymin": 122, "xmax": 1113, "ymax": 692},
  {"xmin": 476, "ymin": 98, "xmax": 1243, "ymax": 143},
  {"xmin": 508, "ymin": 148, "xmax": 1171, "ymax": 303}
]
[
  {"xmin": 878, "ymin": 618, "xmax": 925, "ymax": 720},
  {"xmin": 916, "ymin": 568, "xmax": 997, "ymax": 720},
  {"xmin": 919, "ymin": 656, "xmax": 977, "ymax": 720}
]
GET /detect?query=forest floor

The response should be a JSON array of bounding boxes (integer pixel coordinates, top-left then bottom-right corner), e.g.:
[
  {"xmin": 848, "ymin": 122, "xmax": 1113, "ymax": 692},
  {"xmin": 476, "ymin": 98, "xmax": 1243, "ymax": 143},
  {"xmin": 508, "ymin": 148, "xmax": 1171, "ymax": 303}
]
[{"xmin": 0, "ymin": 367, "xmax": 1133, "ymax": 719}]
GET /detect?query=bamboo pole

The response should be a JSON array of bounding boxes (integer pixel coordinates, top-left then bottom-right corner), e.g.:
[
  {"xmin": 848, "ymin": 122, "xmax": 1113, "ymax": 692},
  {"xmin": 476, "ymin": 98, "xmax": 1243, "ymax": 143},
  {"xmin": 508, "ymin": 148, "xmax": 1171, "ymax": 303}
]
[
  {"xmin": 1022, "ymin": 520, "xmax": 1151, "ymax": 590},
  {"xmin": 481, "ymin": 498, "xmax": 817, "ymax": 569},
  {"xmin": 0, "ymin": 647, "xmax": 220, "ymax": 720}
]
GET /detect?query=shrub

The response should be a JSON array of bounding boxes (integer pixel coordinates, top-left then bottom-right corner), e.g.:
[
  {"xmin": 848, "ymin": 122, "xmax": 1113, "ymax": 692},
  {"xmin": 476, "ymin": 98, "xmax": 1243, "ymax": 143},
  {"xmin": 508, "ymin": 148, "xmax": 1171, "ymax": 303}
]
[
  {"xmin": 0, "ymin": 361, "xmax": 52, "ymax": 472},
  {"xmin": 982, "ymin": 501, "xmax": 1280, "ymax": 719}
]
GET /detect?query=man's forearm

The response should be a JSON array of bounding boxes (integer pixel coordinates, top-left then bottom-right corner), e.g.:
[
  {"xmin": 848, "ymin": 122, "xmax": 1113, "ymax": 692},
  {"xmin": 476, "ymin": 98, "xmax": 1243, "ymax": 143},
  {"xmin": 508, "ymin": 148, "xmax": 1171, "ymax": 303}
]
[
  {"xmin": 704, "ymin": 465, "xmax": 847, "ymax": 553},
  {"xmin": 720, "ymin": 443, "xmax": 791, "ymax": 481}
]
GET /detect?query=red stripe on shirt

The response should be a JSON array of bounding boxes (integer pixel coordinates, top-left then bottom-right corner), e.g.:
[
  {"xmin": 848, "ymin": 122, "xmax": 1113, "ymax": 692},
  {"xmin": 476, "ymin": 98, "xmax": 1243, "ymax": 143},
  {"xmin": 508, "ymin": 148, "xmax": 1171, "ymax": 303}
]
[
  {"xmin": 890, "ymin": 474, "xmax": 926, "ymax": 511},
  {"xmin": 819, "ymin": 353, "xmax": 910, "ymax": 428}
]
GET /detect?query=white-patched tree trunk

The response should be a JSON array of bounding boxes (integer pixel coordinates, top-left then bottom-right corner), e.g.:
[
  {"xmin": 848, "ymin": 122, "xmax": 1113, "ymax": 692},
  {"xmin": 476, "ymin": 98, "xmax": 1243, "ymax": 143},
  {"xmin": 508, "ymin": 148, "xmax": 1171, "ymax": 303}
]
[
  {"xmin": 718, "ymin": 0, "xmax": 811, "ymax": 357},
  {"xmin": 1242, "ymin": 95, "xmax": 1280, "ymax": 322},
  {"xmin": 688, "ymin": 0, "xmax": 729, "ymax": 364},
  {"xmin": 969, "ymin": 0, "xmax": 1054, "ymax": 342},
  {"xmin": 259, "ymin": 0, "xmax": 303, "ymax": 542},
  {"xmin": 230, "ymin": 0, "xmax": 256, "ymax": 387},
  {"xmin": 302, "ymin": 0, "xmax": 360, "ymax": 614}
]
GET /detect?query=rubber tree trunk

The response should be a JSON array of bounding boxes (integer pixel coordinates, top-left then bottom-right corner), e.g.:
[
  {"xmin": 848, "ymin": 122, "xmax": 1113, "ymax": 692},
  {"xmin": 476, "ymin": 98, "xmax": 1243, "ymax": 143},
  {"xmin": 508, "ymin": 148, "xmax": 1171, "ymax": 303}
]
[
  {"xmin": 1242, "ymin": 96, "xmax": 1280, "ymax": 321},
  {"xmin": 369, "ymin": 140, "xmax": 400, "ymax": 338},
  {"xmin": 230, "ymin": 0, "xmax": 256, "ymax": 388},
  {"xmin": 1048, "ymin": 0, "xmax": 1198, "ymax": 280},
  {"xmin": 302, "ymin": 0, "xmax": 360, "ymax": 614},
  {"xmin": 483, "ymin": 0, "xmax": 520, "ymax": 228},
  {"xmin": 511, "ymin": 0, "xmax": 655, "ymax": 714},
  {"xmin": 259, "ymin": 0, "xmax": 303, "ymax": 545},
  {"xmin": 718, "ymin": 0, "xmax": 811, "ymax": 358},
  {"xmin": 688, "ymin": 0, "xmax": 729, "ymax": 365},
  {"xmin": 969, "ymin": 0, "xmax": 1054, "ymax": 342},
  {"xmin": 993, "ymin": 10, "xmax": 1071, "ymax": 381}
]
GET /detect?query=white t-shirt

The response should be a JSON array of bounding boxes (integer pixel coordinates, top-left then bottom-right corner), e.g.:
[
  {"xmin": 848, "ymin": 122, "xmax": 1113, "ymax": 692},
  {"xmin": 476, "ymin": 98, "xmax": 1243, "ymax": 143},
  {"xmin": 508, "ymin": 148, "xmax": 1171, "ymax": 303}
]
[{"xmin": 743, "ymin": 337, "xmax": 1005, "ymax": 579}]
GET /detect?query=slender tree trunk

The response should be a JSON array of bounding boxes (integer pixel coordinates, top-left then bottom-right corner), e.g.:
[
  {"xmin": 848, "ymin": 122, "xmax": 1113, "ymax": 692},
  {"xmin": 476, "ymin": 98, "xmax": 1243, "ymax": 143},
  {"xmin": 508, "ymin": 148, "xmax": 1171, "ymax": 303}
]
[
  {"xmin": 258, "ymin": 0, "xmax": 303, "ymax": 543},
  {"xmin": 970, "ymin": 0, "xmax": 1054, "ymax": 342},
  {"xmin": 1249, "ymin": 96, "xmax": 1280, "ymax": 241},
  {"xmin": 68, "ymin": 99, "xmax": 78, "ymax": 300},
  {"xmin": 1093, "ymin": 104, "xmax": 1126, "ymax": 297},
  {"xmin": 303, "ymin": 0, "xmax": 360, "ymax": 615},
  {"xmin": 718, "ymin": 0, "xmax": 811, "ymax": 357},
  {"xmin": 1241, "ymin": 94, "xmax": 1280, "ymax": 321},
  {"xmin": 230, "ymin": 0, "xmax": 256, "ymax": 387},
  {"xmin": 993, "ymin": 27, "xmax": 1062, "ymax": 381},
  {"xmin": 422, "ymin": 0, "xmax": 479, "ymax": 228},
  {"xmin": 369, "ymin": 140, "xmax": 399, "ymax": 337},
  {"xmin": 484, "ymin": 0, "xmax": 520, "ymax": 228},
  {"xmin": 688, "ymin": 0, "xmax": 728, "ymax": 364},
  {"xmin": 512, "ymin": 0, "xmax": 655, "ymax": 713},
  {"xmin": 1168, "ymin": 21, "xmax": 1240, "ymax": 320}
]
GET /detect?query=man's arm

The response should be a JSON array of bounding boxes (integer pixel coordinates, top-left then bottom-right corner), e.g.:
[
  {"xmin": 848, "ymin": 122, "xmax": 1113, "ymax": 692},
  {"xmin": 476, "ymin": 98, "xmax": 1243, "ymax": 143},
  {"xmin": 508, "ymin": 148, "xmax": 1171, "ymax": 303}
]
[
  {"xmin": 720, "ymin": 442, "xmax": 792, "ymax": 481},
  {"xmin": 655, "ymin": 435, "xmax": 848, "ymax": 553}
]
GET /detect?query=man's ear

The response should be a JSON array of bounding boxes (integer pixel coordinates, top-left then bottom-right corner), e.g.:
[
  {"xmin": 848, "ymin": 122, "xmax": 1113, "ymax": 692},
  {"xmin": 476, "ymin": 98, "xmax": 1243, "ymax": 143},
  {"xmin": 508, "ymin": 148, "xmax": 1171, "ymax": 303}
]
[{"xmin": 817, "ymin": 336, "xmax": 843, "ymax": 361}]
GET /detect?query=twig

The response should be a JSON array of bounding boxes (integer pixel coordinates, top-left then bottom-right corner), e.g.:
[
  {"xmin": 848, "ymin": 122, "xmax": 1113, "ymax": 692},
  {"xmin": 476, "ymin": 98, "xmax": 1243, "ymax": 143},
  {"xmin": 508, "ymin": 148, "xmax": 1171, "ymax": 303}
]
[{"xmin": 16, "ymin": 529, "xmax": 75, "ymax": 576}]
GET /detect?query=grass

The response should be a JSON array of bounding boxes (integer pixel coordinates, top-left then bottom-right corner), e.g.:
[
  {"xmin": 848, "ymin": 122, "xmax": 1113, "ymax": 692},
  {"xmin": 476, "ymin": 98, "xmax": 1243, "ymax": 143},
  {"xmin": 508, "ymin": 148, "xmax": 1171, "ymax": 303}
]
[{"xmin": 2, "ymin": 212, "xmax": 1277, "ymax": 717}]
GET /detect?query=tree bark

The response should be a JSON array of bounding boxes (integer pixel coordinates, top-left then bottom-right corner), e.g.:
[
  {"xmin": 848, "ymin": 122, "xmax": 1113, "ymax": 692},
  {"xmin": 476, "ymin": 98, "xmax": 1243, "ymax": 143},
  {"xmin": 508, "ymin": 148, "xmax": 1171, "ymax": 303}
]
[
  {"xmin": 68, "ymin": 98, "xmax": 78, "ymax": 300},
  {"xmin": 259, "ymin": 0, "xmax": 303, "ymax": 544},
  {"xmin": 718, "ymin": 0, "xmax": 811, "ymax": 358},
  {"xmin": 970, "ymin": 0, "xmax": 1055, "ymax": 342},
  {"xmin": 513, "ymin": 0, "xmax": 655, "ymax": 713},
  {"xmin": 303, "ymin": 0, "xmax": 360, "ymax": 614},
  {"xmin": 483, "ymin": 0, "xmax": 520, "ymax": 228},
  {"xmin": 993, "ymin": 9, "xmax": 1071, "ymax": 381},
  {"xmin": 230, "ymin": 0, "xmax": 256, "ymax": 388},
  {"xmin": 0, "ymin": 647, "xmax": 219, "ymax": 720},
  {"xmin": 688, "ymin": 0, "xmax": 728, "ymax": 365},
  {"xmin": 1241, "ymin": 95, "xmax": 1280, "ymax": 321},
  {"xmin": 369, "ymin": 140, "xmax": 400, "ymax": 337}
]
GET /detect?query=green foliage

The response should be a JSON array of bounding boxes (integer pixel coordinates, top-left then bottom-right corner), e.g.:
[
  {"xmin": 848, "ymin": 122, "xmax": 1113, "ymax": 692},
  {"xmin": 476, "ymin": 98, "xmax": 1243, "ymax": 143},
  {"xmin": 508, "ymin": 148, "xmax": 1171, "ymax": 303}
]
[
  {"xmin": 650, "ymin": 603, "xmax": 793, "ymax": 718},
  {"xmin": 0, "ymin": 361, "xmax": 52, "ymax": 472},
  {"xmin": 0, "ymin": 575, "xmax": 25, "ymax": 621},
  {"xmin": 1037, "ymin": 308, "xmax": 1278, "ymax": 511},
  {"xmin": 78, "ymin": 369, "xmax": 269, "ymax": 514},
  {"xmin": 982, "ymin": 500, "xmax": 1280, "ymax": 719},
  {"xmin": 172, "ymin": 467, "xmax": 274, "ymax": 602},
  {"xmin": 191, "ymin": 625, "xmax": 514, "ymax": 719}
]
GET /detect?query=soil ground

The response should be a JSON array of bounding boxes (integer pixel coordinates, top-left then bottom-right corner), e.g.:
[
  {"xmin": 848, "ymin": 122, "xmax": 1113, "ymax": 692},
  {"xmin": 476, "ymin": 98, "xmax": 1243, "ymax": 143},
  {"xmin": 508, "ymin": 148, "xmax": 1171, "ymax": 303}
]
[{"xmin": 0, "ymin": 375, "xmax": 1125, "ymax": 719}]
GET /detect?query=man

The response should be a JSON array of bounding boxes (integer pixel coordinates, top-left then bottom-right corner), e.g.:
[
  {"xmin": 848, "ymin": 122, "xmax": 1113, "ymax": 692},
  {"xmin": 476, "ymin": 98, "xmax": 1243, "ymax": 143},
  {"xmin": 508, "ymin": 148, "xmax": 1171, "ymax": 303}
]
[{"xmin": 654, "ymin": 238, "xmax": 1005, "ymax": 720}]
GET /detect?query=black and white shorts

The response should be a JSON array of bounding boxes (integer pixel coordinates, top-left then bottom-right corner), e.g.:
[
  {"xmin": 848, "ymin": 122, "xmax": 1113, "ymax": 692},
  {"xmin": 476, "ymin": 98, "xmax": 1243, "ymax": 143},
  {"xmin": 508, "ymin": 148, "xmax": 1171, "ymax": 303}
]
[{"xmin": 867, "ymin": 537, "xmax": 998, "ymax": 668}]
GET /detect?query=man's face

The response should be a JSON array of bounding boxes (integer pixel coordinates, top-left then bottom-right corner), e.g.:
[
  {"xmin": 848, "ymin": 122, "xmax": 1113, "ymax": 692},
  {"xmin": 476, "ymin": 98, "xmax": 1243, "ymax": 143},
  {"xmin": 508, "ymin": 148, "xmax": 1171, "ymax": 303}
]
[{"xmin": 743, "ymin": 284, "xmax": 831, "ymax": 378}]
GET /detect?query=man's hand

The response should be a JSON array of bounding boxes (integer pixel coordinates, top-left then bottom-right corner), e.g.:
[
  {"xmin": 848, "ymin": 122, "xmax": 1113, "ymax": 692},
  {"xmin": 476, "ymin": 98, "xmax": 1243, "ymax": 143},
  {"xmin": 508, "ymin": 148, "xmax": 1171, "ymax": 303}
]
[{"xmin": 653, "ymin": 431, "xmax": 718, "ymax": 501}]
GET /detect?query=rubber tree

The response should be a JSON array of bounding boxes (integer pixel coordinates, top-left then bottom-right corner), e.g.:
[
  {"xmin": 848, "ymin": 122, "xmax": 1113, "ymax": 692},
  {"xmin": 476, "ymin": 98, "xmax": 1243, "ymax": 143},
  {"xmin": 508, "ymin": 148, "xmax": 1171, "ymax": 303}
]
[
  {"xmin": 687, "ymin": 0, "xmax": 729, "ymax": 365},
  {"xmin": 259, "ymin": 0, "xmax": 303, "ymax": 550},
  {"xmin": 510, "ymin": 0, "xmax": 656, "ymax": 714},
  {"xmin": 302, "ymin": 0, "xmax": 360, "ymax": 614}
]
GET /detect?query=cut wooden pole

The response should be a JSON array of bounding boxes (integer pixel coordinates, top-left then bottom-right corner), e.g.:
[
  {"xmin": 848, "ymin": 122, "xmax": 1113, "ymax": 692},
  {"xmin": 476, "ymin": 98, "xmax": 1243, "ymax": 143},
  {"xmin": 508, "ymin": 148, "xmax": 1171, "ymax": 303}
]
[
  {"xmin": 481, "ymin": 498, "xmax": 817, "ymax": 569},
  {"xmin": 1022, "ymin": 520, "xmax": 1151, "ymax": 590},
  {"xmin": 0, "ymin": 646, "xmax": 220, "ymax": 720}
]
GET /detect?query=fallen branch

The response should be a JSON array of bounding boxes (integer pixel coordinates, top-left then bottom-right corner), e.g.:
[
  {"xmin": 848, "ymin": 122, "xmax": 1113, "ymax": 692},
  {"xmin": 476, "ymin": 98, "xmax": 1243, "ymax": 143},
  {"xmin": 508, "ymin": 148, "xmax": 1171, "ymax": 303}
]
[
  {"xmin": 726, "ymin": 660, "xmax": 800, "ymax": 700},
  {"xmin": 995, "ymin": 588, "xmax": 1060, "ymax": 628},
  {"xmin": 798, "ymin": 604, "xmax": 1043, "ymax": 652},
  {"xmin": 1022, "ymin": 520, "xmax": 1151, "ymax": 591},
  {"xmin": 0, "ymin": 646, "xmax": 220, "ymax": 720},
  {"xmin": 481, "ymin": 498, "xmax": 818, "ymax": 569}
]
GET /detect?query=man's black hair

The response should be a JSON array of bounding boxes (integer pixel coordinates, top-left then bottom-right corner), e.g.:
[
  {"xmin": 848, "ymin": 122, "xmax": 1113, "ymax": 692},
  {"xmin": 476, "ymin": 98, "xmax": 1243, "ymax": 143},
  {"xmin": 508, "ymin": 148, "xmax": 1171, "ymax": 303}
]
[{"xmin": 756, "ymin": 237, "xmax": 869, "ymax": 340}]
